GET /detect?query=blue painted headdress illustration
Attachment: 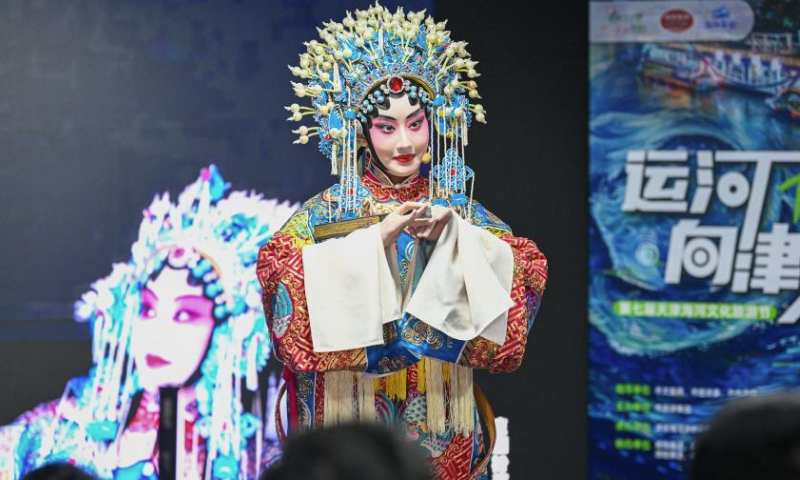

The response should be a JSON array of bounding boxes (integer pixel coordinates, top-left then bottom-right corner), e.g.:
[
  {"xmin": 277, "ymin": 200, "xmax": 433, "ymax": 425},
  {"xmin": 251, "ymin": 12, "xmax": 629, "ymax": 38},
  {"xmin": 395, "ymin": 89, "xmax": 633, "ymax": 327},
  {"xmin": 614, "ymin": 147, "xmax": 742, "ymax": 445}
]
[{"xmin": 29, "ymin": 166, "xmax": 297, "ymax": 478}]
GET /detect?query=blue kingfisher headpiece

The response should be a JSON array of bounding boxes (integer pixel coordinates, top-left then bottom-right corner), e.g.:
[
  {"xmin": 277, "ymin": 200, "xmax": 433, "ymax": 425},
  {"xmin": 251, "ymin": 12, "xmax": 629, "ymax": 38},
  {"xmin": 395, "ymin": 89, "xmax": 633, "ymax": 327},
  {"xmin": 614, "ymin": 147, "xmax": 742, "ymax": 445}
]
[{"xmin": 286, "ymin": 2, "xmax": 485, "ymax": 220}]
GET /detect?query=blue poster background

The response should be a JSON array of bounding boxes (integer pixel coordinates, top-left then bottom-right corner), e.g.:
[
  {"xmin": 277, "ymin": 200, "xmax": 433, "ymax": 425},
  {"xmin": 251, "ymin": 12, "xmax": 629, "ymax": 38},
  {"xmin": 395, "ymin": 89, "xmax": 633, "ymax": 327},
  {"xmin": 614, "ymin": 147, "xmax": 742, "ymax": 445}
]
[{"xmin": 589, "ymin": 2, "xmax": 800, "ymax": 479}]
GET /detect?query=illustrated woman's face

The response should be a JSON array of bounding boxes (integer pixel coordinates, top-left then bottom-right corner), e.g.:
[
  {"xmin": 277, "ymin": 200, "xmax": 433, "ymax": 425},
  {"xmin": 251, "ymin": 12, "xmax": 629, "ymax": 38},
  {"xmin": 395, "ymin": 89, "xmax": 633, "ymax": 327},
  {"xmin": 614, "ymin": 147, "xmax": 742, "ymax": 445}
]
[
  {"xmin": 367, "ymin": 93, "xmax": 430, "ymax": 182},
  {"xmin": 131, "ymin": 266, "xmax": 215, "ymax": 391}
]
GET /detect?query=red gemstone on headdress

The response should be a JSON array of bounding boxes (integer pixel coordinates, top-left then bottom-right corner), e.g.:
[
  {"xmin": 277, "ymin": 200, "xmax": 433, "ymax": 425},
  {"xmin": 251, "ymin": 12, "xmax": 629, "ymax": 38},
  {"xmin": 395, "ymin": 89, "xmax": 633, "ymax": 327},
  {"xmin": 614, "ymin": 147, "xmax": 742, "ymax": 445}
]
[{"xmin": 388, "ymin": 76, "xmax": 404, "ymax": 93}]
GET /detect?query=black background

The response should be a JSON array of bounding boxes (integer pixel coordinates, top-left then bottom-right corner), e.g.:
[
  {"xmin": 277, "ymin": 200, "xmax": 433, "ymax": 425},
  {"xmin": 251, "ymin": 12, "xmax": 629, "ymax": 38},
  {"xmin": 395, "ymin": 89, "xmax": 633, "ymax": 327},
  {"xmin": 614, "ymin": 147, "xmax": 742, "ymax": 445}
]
[{"xmin": 436, "ymin": 2, "xmax": 589, "ymax": 479}]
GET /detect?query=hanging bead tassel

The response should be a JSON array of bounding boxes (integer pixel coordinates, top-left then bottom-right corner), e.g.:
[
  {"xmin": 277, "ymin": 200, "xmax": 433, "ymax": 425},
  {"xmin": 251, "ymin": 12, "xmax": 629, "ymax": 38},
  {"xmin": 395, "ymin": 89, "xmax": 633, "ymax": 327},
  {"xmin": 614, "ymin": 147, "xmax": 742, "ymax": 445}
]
[
  {"xmin": 245, "ymin": 334, "xmax": 260, "ymax": 391},
  {"xmin": 464, "ymin": 116, "xmax": 475, "ymax": 222},
  {"xmin": 338, "ymin": 126, "xmax": 346, "ymax": 220},
  {"xmin": 468, "ymin": 173, "xmax": 475, "ymax": 223},
  {"xmin": 424, "ymin": 357, "xmax": 446, "ymax": 436},
  {"xmin": 323, "ymin": 371, "xmax": 357, "ymax": 427},
  {"xmin": 457, "ymin": 116, "xmax": 463, "ymax": 219},
  {"xmin": 428, "ymin": 111, "xmax": 435, "ymax": 201},
  {"xmin": 463, "ymin": 110, "xmax": 469, "ymax": 146},
  {"xmin": 357, "ymin": 373, "xmax": 376, "ymax": 422},
  {"xmin": 331, "ymin": 142, "xmax": 338, "ymax": 175},
  {"xmin": 450, "ymin": 364, "xmax": 475, "ymax": 436}
]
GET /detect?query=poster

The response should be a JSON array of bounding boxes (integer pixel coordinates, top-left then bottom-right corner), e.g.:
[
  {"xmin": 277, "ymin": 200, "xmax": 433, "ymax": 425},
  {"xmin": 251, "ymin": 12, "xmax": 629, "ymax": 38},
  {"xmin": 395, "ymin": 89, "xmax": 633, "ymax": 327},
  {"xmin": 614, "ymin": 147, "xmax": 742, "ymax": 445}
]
[{"xmin": 590, "ymin": 1, "xmax": 800, "ymax": 479}]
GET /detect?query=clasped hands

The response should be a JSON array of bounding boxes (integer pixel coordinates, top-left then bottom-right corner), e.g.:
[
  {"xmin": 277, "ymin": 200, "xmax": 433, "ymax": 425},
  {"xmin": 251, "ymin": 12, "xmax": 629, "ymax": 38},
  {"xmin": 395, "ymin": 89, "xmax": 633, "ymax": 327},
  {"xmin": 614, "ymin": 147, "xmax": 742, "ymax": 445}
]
[{"xmin": 379, "ymin": 202, "xmax": 452, "ymax": 248}]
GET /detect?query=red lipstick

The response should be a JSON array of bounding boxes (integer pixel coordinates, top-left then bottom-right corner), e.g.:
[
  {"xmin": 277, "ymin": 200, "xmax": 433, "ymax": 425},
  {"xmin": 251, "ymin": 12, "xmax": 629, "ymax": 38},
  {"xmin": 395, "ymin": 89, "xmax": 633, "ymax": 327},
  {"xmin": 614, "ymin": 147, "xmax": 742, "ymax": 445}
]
[
  {"xmin": 393, "ymin": 154, "xmax": 414, "ymax": 164},
  {"xmin": 145, "ymin": 354, "xmax": 171, "ymax": 368}
]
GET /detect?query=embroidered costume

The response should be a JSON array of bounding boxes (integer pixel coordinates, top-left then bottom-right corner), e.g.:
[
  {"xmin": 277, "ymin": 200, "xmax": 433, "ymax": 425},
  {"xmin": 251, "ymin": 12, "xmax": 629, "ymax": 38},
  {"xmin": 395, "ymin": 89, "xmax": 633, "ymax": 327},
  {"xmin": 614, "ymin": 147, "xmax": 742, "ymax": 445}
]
[
  {"xmin": 257, "ymin": 5, "xmax": 548, "ymax": 479},
  {"xmin": 2, "ymin": 167, "xmax": 296, "ymax": 480}
]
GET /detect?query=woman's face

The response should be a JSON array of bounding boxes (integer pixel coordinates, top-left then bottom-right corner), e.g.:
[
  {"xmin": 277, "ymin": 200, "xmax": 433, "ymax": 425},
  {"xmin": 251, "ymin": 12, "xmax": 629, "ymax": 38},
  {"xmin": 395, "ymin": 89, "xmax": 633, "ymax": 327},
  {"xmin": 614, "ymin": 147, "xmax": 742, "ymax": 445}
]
[
  {"xmin": 367, "ymin": 93, "xmax": 429, "ymax": 182},
  {"xmin": 131, "ymin": 266, "xmax": 215, "ymax": 391}
]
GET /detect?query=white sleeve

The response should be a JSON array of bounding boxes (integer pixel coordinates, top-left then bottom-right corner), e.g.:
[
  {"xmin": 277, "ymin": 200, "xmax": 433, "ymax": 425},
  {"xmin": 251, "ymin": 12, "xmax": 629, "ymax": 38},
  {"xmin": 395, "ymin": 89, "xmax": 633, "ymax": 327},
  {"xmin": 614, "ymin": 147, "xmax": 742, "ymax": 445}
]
[
  {"xmin": 406, "ymin": 214, "xmax": 514, "ymax": 345},
  {"xmin": 302, "ymin": 224, "xmax": 402, "ymax": 352}
]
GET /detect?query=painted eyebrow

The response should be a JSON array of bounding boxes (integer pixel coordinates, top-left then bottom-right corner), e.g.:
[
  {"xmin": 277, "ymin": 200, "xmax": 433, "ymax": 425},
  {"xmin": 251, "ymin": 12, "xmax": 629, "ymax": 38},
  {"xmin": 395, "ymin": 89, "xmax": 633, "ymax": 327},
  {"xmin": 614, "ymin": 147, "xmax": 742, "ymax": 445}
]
[
  {"xmin": 374, "ymin": 108, "xmax": 424, "ymax": 123},
  {"xmin": 175, "ymin": 294, "xmax": 208, "ymax": 303},
  {"xmin": 406, "ymin": 109, "xmax": 425, "ymax": 122}
]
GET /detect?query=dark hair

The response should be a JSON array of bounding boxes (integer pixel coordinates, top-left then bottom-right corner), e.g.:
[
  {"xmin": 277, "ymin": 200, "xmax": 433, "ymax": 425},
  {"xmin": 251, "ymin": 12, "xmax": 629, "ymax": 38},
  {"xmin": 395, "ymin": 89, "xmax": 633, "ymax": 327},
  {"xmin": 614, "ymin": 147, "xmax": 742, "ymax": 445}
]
[
  {"xmin": 690, "ymin": 392, "xmax": 800, "ymax": 480},
  {"xmin": 259, "ymin": 423, "xmax": 434, "ymax": 480},
  {"xmin": 359, "ymin": 78, "xmax": 431, "ymax": 172},
  {"xmin": 21, "ymin": 463, "xmax": 100, "ymax": 480},
  {"xmin": 146, "ymin": 256, "xmax": 226, "ymax": 322},
  {"xmin": 360, "ymin": 78, "xmax": 429, "ymax": 130}
]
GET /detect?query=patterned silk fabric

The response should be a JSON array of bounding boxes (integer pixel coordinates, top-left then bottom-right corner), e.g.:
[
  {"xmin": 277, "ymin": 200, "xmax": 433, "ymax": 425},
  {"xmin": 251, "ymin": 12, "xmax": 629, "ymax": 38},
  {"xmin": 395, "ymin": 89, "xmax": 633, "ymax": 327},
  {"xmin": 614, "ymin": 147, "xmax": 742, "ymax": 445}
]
[{"xmin": 256, "ymin": 169, "xmax": 548, "ymax": 480}]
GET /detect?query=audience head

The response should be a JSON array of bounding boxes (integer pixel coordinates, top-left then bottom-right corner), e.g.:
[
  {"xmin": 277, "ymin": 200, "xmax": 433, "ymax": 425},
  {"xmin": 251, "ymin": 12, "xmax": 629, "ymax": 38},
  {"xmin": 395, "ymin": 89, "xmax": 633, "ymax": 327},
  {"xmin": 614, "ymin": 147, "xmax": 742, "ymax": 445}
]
[
  {"xmin": 690, "ymin": 392, "xmax": 800, "ymax": 480},
  {"xmin": 260, "ymin": 423, "xmax": 434, "ymax": 480},
  {"xmin": 20, "ymin": 463, "xmax": 100, "ymax": 480}
]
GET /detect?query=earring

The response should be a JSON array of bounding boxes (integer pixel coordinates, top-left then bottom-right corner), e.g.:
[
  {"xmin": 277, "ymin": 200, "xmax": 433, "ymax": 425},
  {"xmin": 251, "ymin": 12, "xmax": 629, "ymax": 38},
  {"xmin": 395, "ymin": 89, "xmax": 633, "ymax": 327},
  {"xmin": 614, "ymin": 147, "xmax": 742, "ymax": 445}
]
[{"xmin": 421, "ymin": 151, "xmax": 432, "ymax": 164}]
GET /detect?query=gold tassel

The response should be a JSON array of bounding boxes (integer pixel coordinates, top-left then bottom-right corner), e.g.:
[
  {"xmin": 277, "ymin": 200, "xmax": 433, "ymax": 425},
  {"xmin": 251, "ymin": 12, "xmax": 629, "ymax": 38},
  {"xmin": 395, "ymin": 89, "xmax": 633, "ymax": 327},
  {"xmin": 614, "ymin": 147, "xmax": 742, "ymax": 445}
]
[
  {"xmin": 425, "ymin": 357, "xmax": 446, "ymax": 436},
  {"xmin": 442, "ymin": 362, "xmax": 451, "ymax": 383},
  {"xmin": 357, "ymin": 373, "xmax": 376, "ymax": 422},
  {"xmin": 384, "ymin": 369, "xmax": 407, "ymax": 401},
  {"xmin": 449, "ymin": 364, "xmax": 475, "ymax": 436},
  {"xmin": 416, "ymin": 359, "xmax": 426, "ymax": 394},
  {"xmin": 323, "ymin": 371, "xmax": 356, "ymax": 427}
]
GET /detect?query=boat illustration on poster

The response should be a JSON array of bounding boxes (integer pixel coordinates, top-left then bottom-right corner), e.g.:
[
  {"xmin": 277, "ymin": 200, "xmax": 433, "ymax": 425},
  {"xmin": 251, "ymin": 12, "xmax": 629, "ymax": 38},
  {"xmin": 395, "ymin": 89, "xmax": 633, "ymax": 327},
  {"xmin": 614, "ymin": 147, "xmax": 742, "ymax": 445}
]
[{"xmin": 639, "ymin": 34, "xmax": 800, "ymax": 119}]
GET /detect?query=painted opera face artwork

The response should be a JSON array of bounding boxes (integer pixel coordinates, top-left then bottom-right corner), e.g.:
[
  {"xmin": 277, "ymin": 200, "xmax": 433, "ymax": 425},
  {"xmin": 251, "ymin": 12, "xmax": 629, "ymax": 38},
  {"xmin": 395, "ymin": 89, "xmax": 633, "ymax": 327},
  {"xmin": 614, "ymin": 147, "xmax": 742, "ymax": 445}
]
[
  {"xmin": 0, "ymin": 166, "xmax": 298, "ymax": 480},
  {"xmin": 133, "ymin": 265, "xmax": 217, "ymax": 392}
]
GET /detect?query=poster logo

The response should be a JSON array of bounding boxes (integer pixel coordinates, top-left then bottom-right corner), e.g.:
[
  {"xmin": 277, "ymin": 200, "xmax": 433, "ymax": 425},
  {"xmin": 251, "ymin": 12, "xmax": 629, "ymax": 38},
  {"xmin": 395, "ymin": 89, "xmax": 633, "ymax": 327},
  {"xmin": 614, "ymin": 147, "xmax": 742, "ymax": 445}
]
[
  {"xmin": 660, "ymin": 9, "xmax": 694, "ymax": 32},
  {"xmin": 590, "ymin": 1, "xmax": 754, "ymax": 42},
  {"xmin": 705, "ymin": 5, "xmax": 739, "ymax": 30}
]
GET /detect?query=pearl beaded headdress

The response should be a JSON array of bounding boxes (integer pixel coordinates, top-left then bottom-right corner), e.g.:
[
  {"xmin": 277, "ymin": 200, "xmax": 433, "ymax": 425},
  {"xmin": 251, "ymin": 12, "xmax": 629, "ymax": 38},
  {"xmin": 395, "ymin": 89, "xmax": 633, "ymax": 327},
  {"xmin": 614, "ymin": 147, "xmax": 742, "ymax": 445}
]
[{"xmin": 286, "ymin": 2, "xmax": 486, "ymax": 220}]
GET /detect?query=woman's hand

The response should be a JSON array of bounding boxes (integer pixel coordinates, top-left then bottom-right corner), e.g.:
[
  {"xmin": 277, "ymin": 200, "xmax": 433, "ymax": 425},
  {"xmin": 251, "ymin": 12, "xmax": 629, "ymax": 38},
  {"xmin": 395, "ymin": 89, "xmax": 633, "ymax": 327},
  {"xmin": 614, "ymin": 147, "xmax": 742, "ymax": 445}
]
[
  {"xmin": 380, "ymin": 201, "xmax": 430, "ymax": 248},
  {"xmin": 408, "ymin": 205, "xmax": 452, "ymax": 242}
]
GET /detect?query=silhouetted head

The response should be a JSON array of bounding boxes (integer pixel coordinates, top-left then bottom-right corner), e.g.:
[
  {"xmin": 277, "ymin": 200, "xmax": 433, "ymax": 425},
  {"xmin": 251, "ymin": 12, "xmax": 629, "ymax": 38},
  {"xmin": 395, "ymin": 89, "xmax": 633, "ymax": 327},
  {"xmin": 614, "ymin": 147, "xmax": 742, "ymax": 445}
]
[
  {"xmin": 21, "ymin": 463, "xmax": 100, "ymax": 480},
  {"xmin": 259, "ymin": 423, "xmax": 434, "ymax": 480},
  {"xmin": 690, "ymin": 392, "xmax": 800, "ymax": 480}
]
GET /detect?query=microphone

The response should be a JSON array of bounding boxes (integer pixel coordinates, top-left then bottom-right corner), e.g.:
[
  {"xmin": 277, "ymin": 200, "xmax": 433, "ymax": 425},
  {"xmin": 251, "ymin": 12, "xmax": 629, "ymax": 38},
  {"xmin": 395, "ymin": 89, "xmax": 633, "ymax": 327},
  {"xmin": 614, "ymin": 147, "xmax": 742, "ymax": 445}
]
[{"xmin": 158, "ymin": 386, "xmax": 179, "ymax": 480}]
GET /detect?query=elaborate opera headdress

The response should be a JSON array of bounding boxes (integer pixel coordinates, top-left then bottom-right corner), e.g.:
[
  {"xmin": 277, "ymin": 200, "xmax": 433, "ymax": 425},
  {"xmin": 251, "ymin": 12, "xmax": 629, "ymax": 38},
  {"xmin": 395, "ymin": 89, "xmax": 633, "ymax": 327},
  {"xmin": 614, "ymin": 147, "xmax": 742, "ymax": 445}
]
[
  {"xmin": 286, "ymin": 2, "xmax": 485, "ymax": 219},
  {"xmin": 34, "ymin": 166, "xmax": 297, "ymax": 478}
]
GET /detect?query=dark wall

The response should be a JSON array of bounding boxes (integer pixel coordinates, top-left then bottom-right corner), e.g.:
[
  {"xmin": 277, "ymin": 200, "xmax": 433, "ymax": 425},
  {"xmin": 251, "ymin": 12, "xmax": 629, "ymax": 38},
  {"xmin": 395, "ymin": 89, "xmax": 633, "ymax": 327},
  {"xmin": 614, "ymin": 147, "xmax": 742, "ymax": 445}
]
[
  {"xmin": 0, "ymin": 0, "xmax": 429, "ymax": 421},
  {"xmin": 0, "ymin": 0, "xmax": 425, "ymax": 328},
  {"xmin": 434, "ymin": 1, "xmax": 589, "ymax": 479}
]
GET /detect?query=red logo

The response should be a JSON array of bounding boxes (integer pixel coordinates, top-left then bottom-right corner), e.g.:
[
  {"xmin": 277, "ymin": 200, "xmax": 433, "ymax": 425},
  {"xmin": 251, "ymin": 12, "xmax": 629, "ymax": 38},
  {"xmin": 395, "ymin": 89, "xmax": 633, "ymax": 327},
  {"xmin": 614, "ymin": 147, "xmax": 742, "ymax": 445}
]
[{"xmin": 660, "ymin": 9, "xmax": 694, "ymax": 32}]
